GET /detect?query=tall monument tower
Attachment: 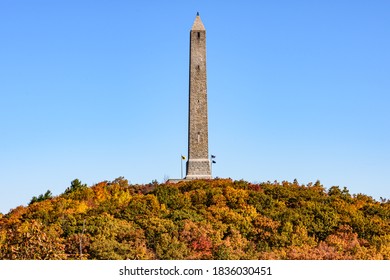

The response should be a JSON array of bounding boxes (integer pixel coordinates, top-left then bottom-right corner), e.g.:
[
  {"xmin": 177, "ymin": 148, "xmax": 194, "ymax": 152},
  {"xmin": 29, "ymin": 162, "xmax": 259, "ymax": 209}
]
[{"xmin": 186, "ymin": 13, "xmax": 212, "ymax": 179}]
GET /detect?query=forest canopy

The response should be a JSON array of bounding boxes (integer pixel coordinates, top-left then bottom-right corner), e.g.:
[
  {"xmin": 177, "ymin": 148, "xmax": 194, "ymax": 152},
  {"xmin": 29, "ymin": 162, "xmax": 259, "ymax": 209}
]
[{"xmin": 1, "ymin": 178, "xmax": 389, "ymax": 260}]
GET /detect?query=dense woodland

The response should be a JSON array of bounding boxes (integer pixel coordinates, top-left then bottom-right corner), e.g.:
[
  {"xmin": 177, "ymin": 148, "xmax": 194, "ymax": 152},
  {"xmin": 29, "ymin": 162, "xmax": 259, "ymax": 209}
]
[{"xmin": 0, "ymin": 178, "xmax": 389, "ymax": 260}]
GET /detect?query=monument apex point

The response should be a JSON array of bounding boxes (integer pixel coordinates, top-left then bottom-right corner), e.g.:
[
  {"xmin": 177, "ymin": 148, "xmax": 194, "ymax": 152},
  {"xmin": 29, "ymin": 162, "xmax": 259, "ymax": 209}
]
[{"xmin": 191, "ymin": 13, "xmax": 205, "ymax": 31}]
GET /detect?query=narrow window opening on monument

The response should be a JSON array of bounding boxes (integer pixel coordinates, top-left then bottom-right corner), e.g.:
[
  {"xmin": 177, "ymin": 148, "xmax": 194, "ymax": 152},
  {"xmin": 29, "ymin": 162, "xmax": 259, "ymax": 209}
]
[
  {"xmin": 197, "ymin": 65, "xmax": 200, "ymax": 70},
  {"xmin": 197, "ymin": 132, "xmax": 200, "ymax": 143},
  {"xmin": 197, "ymin": 32, "xmax": 200, "ymax": 39}
]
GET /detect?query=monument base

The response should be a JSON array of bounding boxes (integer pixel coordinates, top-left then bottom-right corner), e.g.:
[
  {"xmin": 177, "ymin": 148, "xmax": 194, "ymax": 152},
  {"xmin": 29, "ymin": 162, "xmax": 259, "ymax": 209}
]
[{"xmin": 185, "ymin": 158, "xmax": 212, "ymax": 179}]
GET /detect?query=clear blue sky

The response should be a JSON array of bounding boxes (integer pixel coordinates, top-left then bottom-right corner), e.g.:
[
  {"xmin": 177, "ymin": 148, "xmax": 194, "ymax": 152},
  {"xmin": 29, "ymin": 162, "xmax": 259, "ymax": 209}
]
[{"xmin": 1, "ymin": 1, "xmax": 389, "ymax": 214}]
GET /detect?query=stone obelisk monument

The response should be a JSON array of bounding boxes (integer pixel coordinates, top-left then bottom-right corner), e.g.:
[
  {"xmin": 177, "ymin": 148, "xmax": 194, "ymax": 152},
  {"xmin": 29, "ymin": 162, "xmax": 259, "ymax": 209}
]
[{"xmin": 185, "ymin": 13, "xmax": 212, "ymax": 179}]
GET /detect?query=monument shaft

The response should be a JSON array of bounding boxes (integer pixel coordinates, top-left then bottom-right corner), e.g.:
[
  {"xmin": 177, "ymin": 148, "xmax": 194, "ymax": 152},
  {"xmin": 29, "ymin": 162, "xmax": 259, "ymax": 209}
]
[{"xmin": 186, "ymin": 14, "xmax": 211, "ymax": 179}]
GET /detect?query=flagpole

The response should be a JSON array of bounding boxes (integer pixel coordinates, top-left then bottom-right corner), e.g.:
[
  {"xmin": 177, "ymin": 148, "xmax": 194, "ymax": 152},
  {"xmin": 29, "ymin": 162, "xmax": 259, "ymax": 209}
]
[
  {"xmin": 181, "ymin": 155, "xmax": 186, "ymax": 179},
  {"xmin": 210, "ymin": 155, "xmax": 216, "ymax": 178}
]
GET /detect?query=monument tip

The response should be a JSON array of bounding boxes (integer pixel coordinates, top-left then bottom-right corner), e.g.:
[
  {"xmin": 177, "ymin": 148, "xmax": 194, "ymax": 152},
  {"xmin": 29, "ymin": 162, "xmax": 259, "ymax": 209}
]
[{"xmin": 191, "ymin": 12, "xmax": 205, "ymax": 31}]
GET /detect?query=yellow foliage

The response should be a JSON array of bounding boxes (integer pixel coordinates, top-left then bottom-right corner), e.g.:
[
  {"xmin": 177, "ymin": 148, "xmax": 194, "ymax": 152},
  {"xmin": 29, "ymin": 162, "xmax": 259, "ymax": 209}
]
[{"xmin": 75, "ymin": 201, "xmax": 88, "ymax": 214}]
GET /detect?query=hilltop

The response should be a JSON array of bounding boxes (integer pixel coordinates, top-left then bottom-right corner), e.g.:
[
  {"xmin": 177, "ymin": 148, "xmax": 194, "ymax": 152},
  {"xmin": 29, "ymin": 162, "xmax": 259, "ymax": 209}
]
[{"xmin": 0, "ymin": 178, "xmax": 389, "ymax": 260}]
